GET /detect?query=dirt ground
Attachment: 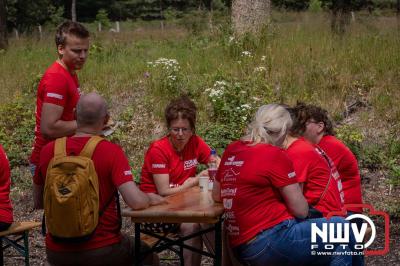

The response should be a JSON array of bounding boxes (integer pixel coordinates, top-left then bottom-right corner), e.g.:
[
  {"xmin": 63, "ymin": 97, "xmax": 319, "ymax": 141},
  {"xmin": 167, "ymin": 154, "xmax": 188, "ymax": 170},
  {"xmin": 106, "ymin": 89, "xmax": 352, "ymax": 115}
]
[{"xmin": 2, "ymin": 166, "xmax": 399, "ymax": 265}]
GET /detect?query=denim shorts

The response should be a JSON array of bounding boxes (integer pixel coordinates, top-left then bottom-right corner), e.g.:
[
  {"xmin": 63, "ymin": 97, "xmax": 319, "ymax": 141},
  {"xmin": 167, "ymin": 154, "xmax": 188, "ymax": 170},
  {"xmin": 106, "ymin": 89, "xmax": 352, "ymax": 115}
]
[{"xmin": 233, "ymin": 217, "xmax": 363, "ymax": 266}]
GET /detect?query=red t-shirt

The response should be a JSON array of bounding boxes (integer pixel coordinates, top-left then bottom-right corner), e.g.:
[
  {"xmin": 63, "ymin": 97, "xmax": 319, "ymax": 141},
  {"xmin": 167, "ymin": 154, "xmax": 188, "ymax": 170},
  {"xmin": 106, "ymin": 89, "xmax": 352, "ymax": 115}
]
[
  {"xmin": 0, "ymin": 145, "xmax": 13, "ymax": 224},
  {"xmin": 30, "ymin": 62, "xmax": 81, "ymax": 166},
  {"xmin": 34, "ymin": 137, "xmax": 133, "ymax": 252},
  {"xmin": 319, "ymin": 135, "xmax": 363, "ymax": 213},
  {"xmin": 140, "ymin": 135, "xmax": 211, "ymax": 193},
  {"xmin": 216, "ymin": 141, "xmax": 297, "ymax": 248},
  {"xmin": 286, "ymin": 138, "xmax": 343, "ymax": 216}
]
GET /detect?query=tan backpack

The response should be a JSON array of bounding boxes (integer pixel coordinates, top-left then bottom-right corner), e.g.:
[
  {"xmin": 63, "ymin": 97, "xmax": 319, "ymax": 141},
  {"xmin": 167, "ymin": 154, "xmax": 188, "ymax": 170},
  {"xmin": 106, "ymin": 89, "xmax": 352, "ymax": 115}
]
[{"xmin": 44, "ymin": 136, "xmax": 103, "ymax": 241}]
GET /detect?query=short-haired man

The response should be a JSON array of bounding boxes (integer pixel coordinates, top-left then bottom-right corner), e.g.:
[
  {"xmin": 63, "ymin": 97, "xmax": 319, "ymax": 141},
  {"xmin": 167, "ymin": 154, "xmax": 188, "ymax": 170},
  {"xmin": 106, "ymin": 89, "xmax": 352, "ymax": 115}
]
[
  {"xmin": 29, "ymin": 21, "xmax": 90, "ymax": 179},
  {"xmin": 33, "ymin": 92, "xmax": 164, "ymax": 265}
]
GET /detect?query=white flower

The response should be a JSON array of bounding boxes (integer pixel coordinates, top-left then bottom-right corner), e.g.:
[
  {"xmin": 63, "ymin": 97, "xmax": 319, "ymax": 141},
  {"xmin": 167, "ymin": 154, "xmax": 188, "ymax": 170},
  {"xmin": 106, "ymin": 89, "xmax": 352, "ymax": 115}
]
[
  {"xmin": 242, "ymin": 116, "xmax": 247, "ymax": 121},
  {"xmin": 167, "ymin": 75, "xmax": 176, "ymax": 81},
  {"xmin": 254, "ymin": 66, "xmax": 267, "ymax": 73},
  {"xmin": 261, "ymin": 55, "xmax": 266, "ymax": 61},
  {"xmin": 241, "ymin": 51, "xmax": 252, "ymax": 57},
  {"xmin": 209, "ymin": 88, "xmax": 224, "ymax": 98},
  {"xmin": 228, "ymin": 36, "xmax": 235, "ymax": 43},
  {"xmin": 240, "ymin": 104, "xmax": 251, "ymax": 110}
]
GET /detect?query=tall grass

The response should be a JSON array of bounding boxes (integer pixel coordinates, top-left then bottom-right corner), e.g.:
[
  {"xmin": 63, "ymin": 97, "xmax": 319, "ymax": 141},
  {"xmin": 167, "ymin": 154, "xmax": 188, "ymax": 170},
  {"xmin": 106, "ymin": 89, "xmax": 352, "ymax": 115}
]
[{"xmin": 0, "ymin": 11, "xmax": 399, "ymax": 167}]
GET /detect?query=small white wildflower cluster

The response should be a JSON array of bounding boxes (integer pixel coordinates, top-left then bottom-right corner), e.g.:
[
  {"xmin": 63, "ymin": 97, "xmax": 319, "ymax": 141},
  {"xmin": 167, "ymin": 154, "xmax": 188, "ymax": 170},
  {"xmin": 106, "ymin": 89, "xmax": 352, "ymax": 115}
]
[
  {"xmin": 254, "ymin": 66, "xmax": 267, "ymax": 73},
  {"xmin": 261, "ymin": 55, "xmax": 267, "ymax": 61},
  {"xmin": 147, "ymin": 58, "xmax": 180, "ymax": 83},
  {"xmin": 237, "ymin": 104, "xmax": 251, "ymax": 110},
  {"xmin": 205, "ymin": 80, "xmax": 229, "ymax": 101},
  {"xmin": 241, "ymin": 51, "xmax": 253, "ymax": 58},
  {"xmin": 147, "ymin": 58, "xmax": 180, "ymax": 72},
  {"xmin": 236, "ymin": 104, "xmax": 252, "ymax": 121}
]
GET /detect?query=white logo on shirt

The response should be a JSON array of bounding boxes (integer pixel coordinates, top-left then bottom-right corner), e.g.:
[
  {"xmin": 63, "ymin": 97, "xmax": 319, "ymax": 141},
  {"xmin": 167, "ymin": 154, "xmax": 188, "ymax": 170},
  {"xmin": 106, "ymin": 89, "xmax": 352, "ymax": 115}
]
[
  {"xmin": 47, "ymin": 93, "xmax": 63, "ymax": 100},
  {"xmin": 221, "ymin": 188, "xmax": 237, "ymax": 197},
  {"xmin": 184, "ymin": 158, "xmax": 198, "ymax": 170},
  {"xmin": 124, "ymin": 170, "xmax": 132, "ymax": 176},
  {"xmin": 224, "ymin": 157, "xmax": 244, "ymax": 167},
  {"xmin": 226, "ymin": 224, "xmax": 239, "ymax": 235},
  {"xmin": 288, "ymin": 171, "xmax": 296, "ymax": 178},
  {"xmin": 223, "ymin": 198, "xmax": 233, "ymax": 209},
  {"xmin": 152, "ymin": 163, "xmax": 166, "ymax": 169},
  {"xmin": 225, "ymin": 211, "xmax": 235, "ymax": 219}
]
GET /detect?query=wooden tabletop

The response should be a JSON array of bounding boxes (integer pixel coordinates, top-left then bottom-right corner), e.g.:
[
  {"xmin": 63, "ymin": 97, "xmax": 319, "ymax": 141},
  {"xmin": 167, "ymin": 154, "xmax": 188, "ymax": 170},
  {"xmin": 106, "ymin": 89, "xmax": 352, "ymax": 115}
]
[{"xmin": 122, "ymin": 187, "xmax": 224, "ymax": 223}]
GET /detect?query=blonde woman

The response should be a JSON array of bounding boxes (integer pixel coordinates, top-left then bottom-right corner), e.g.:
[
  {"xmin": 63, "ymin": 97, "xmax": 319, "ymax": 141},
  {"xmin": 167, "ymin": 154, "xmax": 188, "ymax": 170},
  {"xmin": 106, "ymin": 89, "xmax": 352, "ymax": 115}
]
[{"xmin": 212, "ymin": 104, "xmax": 362, "ymax": 266}]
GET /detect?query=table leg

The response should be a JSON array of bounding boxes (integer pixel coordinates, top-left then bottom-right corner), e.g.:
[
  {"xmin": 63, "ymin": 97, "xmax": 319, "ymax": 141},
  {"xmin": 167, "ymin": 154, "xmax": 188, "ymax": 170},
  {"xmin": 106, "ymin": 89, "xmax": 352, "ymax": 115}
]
[
  {"xmin": 23, "ymin": 232, "xmax": 29, "ymax": 266},
  {"xmin": 134, "ymin": 223, "xmax": 141, "ymax": 266},
  {"xmin": 215, "ymin": 220, "xmax": 222, "ymax": 266}
]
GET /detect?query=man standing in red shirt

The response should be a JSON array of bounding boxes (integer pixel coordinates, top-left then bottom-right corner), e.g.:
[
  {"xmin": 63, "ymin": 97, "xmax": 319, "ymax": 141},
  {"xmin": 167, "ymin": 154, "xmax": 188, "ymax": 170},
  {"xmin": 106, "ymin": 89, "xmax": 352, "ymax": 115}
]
[
  {"xmin": 29, "ymin": 21, "xmax": 90, "ymax": 179},
  {"xmin": 33, "ymin": 92, "xmax": 164, "ymax": 265},
  {"xmin": 0, "ymin": 145, "xmax": 13, "ymax": 231}
]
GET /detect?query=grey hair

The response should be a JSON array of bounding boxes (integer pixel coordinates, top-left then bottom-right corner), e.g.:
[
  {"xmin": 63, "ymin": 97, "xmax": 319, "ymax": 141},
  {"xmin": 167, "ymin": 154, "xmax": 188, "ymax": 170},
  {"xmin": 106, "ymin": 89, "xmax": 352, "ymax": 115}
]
[{"xmin": 243, "ymin": 104, "xmax": 292, "ymax": 146}]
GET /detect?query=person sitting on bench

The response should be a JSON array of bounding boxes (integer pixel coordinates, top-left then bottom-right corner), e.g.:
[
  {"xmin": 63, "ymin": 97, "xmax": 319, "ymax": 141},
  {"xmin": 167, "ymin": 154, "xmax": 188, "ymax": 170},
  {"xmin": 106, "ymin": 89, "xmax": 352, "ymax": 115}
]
[
  {"xmin": 33, "ymin": 92, "xmax": 165, "ymax": 266},
  {"xmin": 0, "ymin": 144, "xmax": 13, "ymax": 232}
]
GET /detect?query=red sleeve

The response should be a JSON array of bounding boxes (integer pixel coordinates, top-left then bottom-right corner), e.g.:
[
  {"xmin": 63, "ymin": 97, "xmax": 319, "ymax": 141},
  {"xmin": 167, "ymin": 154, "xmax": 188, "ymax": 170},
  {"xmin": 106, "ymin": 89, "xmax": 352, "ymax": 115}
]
[
  {"xmin": 145, "ymin": 145, "xmax": 170, "ymax": 175},
  {"xmin": 196, "ymin": 136, "xmax": 212, "ymax": 164},
  {"xmin": 288, "ymin": 150, "xmax": 315, "ymax": 183},
  {"xmin": 42, "ymin": 73, "xmax": 69, "ymax": 107},
  {"xmin": 35, "ymin": 142, "xmax": 55, "ymax": 185},
  {"xmin": 267, "ymin": 149, "xmax": 298, "ymax": 188},
  {"xmin": 0, "ymin": 146, "xmax": 10, "ymax": 185},
  {"xmin": 110, "ymin": 145, "xmax": 135, "ymax": 187}
]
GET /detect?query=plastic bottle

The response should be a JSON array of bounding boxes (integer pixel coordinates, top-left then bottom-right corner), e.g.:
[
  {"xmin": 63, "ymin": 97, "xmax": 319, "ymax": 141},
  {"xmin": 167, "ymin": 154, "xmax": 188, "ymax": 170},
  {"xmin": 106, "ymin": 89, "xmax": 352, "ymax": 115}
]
[{"xmin": 208, "ymin": 149, "xmax": 218, "ymax": 190}]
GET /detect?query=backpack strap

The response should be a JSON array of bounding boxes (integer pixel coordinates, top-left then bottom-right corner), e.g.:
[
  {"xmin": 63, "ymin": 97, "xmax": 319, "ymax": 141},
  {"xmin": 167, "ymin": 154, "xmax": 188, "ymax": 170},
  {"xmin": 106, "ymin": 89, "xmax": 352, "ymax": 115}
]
[
  {"xmin": 79, "ymin": 136, "xmax": 103, "ymax": 158},
  {"xmin": 54, "ymin": 137, "xmax": 67, "ymax": 158}
]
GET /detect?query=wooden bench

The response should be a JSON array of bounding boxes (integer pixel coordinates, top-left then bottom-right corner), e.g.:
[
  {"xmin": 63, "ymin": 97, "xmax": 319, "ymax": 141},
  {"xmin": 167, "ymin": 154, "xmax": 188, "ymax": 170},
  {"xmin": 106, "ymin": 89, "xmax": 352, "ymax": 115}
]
[
  {"xmin": 140, "ymin": 232, "xmax": 184, "ymax": 263},
  {"xmin": 0, "ymin": 221, "xmax": 41, "ymax": 266}
]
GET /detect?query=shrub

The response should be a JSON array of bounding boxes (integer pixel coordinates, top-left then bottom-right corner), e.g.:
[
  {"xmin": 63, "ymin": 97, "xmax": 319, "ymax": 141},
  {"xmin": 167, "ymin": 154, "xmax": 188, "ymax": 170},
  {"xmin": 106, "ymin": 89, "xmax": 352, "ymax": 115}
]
[
  {"xmin": 335, "ymin": 125, "xmax": 364, "ymax": 159},
  {"xmin": 309, "ymin": 0, "xmax": 323, "ymax": 12},
  {"xmin": 0, "ymin": 96, "xmax": 35, "ymax": 167}
]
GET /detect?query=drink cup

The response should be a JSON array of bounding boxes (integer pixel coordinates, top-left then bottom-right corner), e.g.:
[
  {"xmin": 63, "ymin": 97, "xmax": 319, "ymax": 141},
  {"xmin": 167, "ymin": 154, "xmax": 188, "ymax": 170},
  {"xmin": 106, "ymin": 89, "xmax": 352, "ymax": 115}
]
[{"xmin": 199, "ymin": 176, "xmax": 209, "ymax": 192}]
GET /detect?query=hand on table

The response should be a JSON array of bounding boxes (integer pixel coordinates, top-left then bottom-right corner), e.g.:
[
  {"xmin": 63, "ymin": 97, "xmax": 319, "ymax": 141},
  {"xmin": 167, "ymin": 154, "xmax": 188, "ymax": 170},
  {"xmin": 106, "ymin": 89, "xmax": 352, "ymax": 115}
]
[{"xmin": 147, "ymin": 193, "xmax": 167, "ymax": 206}]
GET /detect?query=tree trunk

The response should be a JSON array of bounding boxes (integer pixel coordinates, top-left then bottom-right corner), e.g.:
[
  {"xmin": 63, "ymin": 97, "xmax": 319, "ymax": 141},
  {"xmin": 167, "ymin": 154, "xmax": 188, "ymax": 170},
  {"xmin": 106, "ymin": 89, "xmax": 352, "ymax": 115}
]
[
  {"xmin": 231, "ymin": 0, "xmax": 271, "ymax": 36},
  {"xmin": 71, "ymin": 0, "xmax": 77, "ymax": 22},
  {"xmin": 331, "ymin": 0, "xmax": 351, "ymax": 35},
  {"xmin": 0, "ymin": 0, "xmax": 7, "ymax": 50}
]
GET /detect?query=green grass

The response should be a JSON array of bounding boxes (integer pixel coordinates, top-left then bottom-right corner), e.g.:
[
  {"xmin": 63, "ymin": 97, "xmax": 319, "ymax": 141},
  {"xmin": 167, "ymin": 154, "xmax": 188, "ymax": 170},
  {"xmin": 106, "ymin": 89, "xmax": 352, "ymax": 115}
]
[{"xmin": 0, "ymin": 11, "xmax": 399, "ymax": 192}]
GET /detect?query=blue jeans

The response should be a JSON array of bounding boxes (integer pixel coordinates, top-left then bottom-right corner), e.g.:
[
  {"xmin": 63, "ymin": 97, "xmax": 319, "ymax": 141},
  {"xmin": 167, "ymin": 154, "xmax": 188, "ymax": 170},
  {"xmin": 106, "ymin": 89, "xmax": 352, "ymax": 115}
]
[
  {"xmin": 233, "ymin": 217, "xmax": 364, "ymax": 266},
  {"xmin": 29, "ymin": 163, "xmax": 36, "ymax": 177}
]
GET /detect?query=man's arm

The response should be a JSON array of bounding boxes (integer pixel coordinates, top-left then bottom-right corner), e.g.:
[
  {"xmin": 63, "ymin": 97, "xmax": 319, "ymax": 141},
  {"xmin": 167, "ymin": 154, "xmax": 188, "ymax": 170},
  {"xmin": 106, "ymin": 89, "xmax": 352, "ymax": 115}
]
[
  {"xmin": 33, "ymin": 183, "xmax": 44, "ymax": 209},
  {"xmin": 118, "ymin": 181, "xmax": 152, "ymax": 210},
  {"xmin": 41, "ymin": 103, "xmax": 77, "ymax": 139}
]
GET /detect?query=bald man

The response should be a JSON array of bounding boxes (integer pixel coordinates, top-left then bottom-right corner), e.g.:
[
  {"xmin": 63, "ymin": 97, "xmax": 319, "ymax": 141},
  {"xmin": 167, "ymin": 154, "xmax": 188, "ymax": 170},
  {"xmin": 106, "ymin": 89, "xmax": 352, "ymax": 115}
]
[{"xmin": 33, "ymin": 92, "xmax": 163, "ymax": 265}]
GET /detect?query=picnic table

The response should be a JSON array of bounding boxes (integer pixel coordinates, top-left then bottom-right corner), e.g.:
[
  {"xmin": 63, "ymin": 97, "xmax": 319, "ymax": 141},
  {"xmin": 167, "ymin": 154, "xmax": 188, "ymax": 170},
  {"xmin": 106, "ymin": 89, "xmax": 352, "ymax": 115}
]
[{"xmin": 122, "ymin": 186, "xmax": 224, "ymax": 266}]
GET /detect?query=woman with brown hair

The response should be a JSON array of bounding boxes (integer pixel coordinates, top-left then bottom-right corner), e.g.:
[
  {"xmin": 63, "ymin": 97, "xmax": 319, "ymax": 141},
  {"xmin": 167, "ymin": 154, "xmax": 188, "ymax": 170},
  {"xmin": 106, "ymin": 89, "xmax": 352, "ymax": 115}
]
[{"xmin": 140, "ymin": 95, "xmax": 217, "ymax": 266}]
